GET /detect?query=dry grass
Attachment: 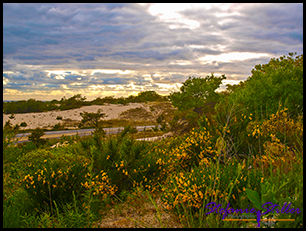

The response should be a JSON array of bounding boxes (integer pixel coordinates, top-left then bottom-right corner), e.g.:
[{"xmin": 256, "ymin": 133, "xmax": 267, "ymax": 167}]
[
  {"xmin": 118, "ymin": 101, "xmax": 176, "ymax": 123},
  {"xmin": 119, "ymin": 107, "xmax": 155, "ymax": 122}
]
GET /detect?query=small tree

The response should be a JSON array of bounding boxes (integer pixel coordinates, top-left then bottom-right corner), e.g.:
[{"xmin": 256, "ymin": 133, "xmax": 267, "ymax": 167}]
[
  {"xmin": 4, "ymin": 120, "xmax": 13, "ymax": 131},
  {"xmin": 169, "ymin": 74, "xmax": 226, "ymax": 133},
  {"xmin": 79, "ymin": 109, "xmax": 107, "ymax": 136},
  {"xmin": 3, "ymin": 120, "xmax": 20, "ymax": 151},
  {"xmin": 28, "ymin": 128, "xmax": 45, "ymax": 145},
  {"xmin": 170, "ymin": 74, "xmax": 226, "ymax": 112}
]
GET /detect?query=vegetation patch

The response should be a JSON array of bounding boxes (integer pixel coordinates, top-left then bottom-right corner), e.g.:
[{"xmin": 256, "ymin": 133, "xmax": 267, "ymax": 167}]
[
  {"xmin": 3, "ymin": 53, "xmax": 303, "ymax": 228},
  {"xmin": 119, "ymin": 107, "xmax": 155, "ymax": 121}
]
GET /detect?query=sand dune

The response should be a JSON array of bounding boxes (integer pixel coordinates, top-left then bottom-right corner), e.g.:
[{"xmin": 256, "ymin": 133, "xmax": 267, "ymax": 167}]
[{"xmin": 3, "ymin": 103, "xmax": 151, "ymax": 130}]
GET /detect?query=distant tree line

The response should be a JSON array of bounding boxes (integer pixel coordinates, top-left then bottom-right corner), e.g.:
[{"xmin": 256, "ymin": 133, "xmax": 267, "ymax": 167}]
[
  {"xmin": 3, "ymin": 91, "xmax": 168, "ymax": 114},
  {"xmin": 3, "ymin": 99, "xmax": 58, "ymax": 114}
]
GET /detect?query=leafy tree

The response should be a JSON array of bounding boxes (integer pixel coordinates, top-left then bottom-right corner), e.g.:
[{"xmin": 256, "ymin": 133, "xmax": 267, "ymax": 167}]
[
  {"xmin": 170, "ymin": 74, "xmax": 226, "ymax": 112},
  {"xmin": 229, "ymin": 53, "xmax": 303, "ymax": 119},
  {"xmin": 168, "ymin": 74, "xmax": 226, "ymax": 134}
]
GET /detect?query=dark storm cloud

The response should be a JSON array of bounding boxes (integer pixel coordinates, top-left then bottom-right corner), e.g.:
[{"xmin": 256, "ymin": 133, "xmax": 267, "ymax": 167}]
[{"xmin": 3, "ymin": 3, "xmax": 303, "ymax": 100}]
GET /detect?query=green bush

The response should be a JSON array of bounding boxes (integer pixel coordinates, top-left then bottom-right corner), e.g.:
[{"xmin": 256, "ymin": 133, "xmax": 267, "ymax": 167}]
[
  {"xmin": 226, "ymin": 53, "xmax": 303, "ymax": 119},
  {"xmin": 22, "ymin": 161, "xmax": 88, "ymax": 211},
  {"xmin": 53, "ymin": 123, "xmax": 64, "ymax": 131},
  {"xmin": 16, "ymin": 149, "xmax": 89, "ymax": 209},
  {"xmin": 28, "ymin": 128, "xmax": 45, "ymax": 145},
  {"xmin": 81, "ymin": 128, "xmax": 163, "ymax": 196},
  {"xmin": 20, "ymin": 122, "xmax": 28, "ymax": 127}
]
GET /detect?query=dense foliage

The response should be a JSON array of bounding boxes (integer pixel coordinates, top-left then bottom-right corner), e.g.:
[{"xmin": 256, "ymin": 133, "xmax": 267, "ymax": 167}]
[
  {"xmin": 170, "ymin": 74, "xmax": 226, "ymax": 112},
  {"xmin": 3, "ymin": 99, "xmax": 58, "ymax": 114},
  {"xmin": 59, "ymin": 94, "xmax": 90, "ymax": 111},
  {"xmin": 168, "ymin": 74, "xmax": 225, "ymax": 134},
  {"xmin": 3, "ymin": 53, "xmax": 303, "ymax": 228},
  {"xmin": 224, "ymin": 53, "xmax": 303, "ymax": 119}
]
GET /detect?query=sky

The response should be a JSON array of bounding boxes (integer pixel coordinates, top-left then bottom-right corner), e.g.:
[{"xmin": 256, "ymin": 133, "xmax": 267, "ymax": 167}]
[{"xmin": 3, "ymin": 3, "xmax": 303, "ymax": 101}]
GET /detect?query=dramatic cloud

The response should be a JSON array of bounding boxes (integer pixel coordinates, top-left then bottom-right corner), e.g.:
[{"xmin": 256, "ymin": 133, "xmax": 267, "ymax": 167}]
[{"xmin": 3, "ymin": 3, "xmax": 303, "ymax": 100}]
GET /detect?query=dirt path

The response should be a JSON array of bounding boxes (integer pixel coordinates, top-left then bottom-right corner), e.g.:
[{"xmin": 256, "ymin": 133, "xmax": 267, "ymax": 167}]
[{"xmin": 94, "ymin": 196, "xmax": 182, "ymax": 228}]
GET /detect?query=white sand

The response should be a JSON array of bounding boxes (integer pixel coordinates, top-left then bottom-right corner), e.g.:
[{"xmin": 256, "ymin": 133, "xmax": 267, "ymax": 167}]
[{"xmin": 3, "ymin": 103, "xmax": 151, "ymax": 130}]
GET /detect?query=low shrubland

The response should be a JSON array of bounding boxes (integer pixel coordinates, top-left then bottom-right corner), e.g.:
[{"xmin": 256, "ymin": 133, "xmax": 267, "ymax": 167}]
[{"xmin": 3, "ymin": 53, "xmax": 303, "ymax": 228}]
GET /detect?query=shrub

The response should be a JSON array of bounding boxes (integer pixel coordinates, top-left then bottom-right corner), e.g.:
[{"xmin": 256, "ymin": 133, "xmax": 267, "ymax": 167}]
[
  {"xmin": 20, "ymin": 122, "xmax": 28, "ymax": 127},
  {"xmin": 17, "ymin": 148, "xmax": 117, "ymax": 211},
  {"xmin": 160, "ymin": 157, "xmax": 263, "ymax": 220},
  {"xmin": 9, "ymin": 113, "xmax": 15, "ymax": 119},
  {"xmin": 170, "ymin": 74, "xmax": 226, "ymax": 112},
  {"xmin": 53, "ymin": 123, "xmax": 64, "ymax": 131},
  {"xmin": 162, "ymin": 128, "xmax": 217, "ymax": 171},
  {"xmin": 22, "ymin": 160, "xmax": 88, "ymax": 210},
  {"xmin": 227, "ymin": 53, "xmax": 303, "ymax": 119},
  {"xmin": 28, "ymin": 128, "xmax": 45, "ymax": 145}
]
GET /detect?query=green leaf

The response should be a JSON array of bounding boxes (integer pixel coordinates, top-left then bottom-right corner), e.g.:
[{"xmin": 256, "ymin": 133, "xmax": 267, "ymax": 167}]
[
  {"xmin": 262, "ymin": 193, "xmax": 268, "ymax": 205},
  {"xmin": 245, "ymin": 189, "xmax": 262, "ymax": 210},
  {"xmin": 265, "ymin": 190, "xmax": 278, "ymax": 205}
]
